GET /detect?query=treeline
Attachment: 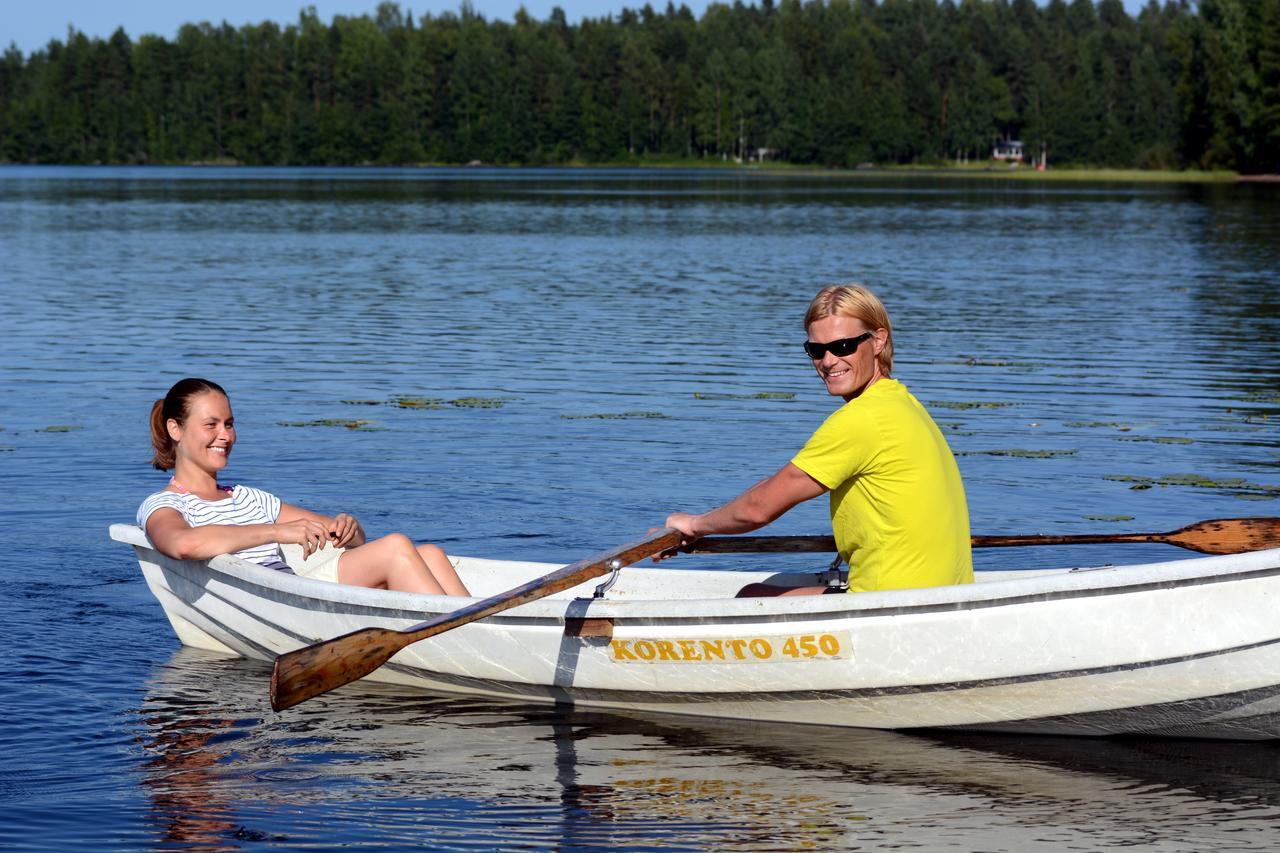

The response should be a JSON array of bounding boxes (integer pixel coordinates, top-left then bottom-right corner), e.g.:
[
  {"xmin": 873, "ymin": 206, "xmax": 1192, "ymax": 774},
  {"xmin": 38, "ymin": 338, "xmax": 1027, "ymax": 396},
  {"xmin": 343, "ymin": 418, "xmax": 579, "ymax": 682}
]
[{"xmin": 2, "ymin": 0, "xmax": 1278, "ymax": 170}]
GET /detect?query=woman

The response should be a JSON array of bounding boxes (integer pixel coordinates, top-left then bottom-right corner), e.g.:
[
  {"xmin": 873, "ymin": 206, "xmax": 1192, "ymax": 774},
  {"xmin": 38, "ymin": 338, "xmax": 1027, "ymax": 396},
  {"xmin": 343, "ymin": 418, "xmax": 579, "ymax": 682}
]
[
  {"xmin": 138, "ymin": 378, "xmax": 469, "ymax": 596},
  {"xmin": 663, "ymin": 285, "xmax": 973, "ymax": 595}
]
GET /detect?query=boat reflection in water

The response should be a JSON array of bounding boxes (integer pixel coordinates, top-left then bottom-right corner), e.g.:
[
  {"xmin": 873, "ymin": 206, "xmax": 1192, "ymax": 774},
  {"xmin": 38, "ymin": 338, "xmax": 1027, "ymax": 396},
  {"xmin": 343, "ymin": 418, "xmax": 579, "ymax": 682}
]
[
  {"xmin": 136, "ymin": 648, "xmax": 1280, "ymax": 849},
  {"xmin": 139, "ymin": 712, "xmax": 242, "ymax": 851}
]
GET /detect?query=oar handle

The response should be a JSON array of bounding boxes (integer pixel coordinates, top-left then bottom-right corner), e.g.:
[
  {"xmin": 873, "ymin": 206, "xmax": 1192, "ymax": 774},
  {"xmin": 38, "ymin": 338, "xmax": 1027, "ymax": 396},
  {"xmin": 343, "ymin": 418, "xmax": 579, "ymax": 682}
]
[
  {"xmin": 970, "ymin": 532, "xmax": 1156, "ymax": 549},
  {"xmin": 681, "ymin": 535, "xmax": 837, "ymax": 554},
  {"xmin": 686, "ymin": 532, "xmax": 1160, "ymax": 554},
  {"xmin": 684, "ymin": 533, "xmax": 1158, "ymax": 554},
  {"xmin": 684, "ymin": 519, "xmax": 1280, "ymax": 556}
]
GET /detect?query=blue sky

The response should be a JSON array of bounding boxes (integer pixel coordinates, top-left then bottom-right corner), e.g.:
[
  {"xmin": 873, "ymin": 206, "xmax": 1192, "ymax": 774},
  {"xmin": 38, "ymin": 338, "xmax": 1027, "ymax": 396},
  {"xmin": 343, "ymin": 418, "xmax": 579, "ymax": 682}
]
[
  {"xmin": 9, "ymin": 0, "xmax": 1151, "ymax": 57},
  {"xmin": 8, "ymin": 2, "xmax": 698, "ymax": 54}
]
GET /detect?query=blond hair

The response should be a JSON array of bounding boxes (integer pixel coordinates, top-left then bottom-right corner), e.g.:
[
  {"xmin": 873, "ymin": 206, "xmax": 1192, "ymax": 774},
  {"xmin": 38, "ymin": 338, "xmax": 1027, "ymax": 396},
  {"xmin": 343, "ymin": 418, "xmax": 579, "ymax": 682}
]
[{"xmin": 804, "ymin": 284, "xmax": 893, "ymax": 377}]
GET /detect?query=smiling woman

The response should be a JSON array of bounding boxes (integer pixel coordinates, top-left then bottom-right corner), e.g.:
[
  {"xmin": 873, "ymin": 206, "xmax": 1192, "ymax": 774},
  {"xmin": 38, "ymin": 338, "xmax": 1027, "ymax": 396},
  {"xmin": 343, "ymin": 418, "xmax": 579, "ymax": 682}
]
[
  {"xmin": 663, "ymin": 285, "xmax": 973, "ymax": 596},
  {"xmin": 138, "ymin": 378, "xmax": 470, "ymax": 596}
]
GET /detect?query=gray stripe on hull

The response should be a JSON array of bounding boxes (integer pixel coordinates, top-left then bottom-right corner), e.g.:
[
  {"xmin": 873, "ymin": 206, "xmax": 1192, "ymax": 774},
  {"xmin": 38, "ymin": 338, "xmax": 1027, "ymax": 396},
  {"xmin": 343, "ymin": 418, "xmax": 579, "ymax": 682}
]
[
  {"xmin": 363, "ymin": 632, "xmax": 1280, "ymax": 711},
  {"xmin": 194, "ymin": 547, "xmax": 1280, "ymax": 630},
  {"xmin": 165, "ymin": 555, "xmax": 1280, "ymax": 738},
  {"xmin": 186, "ymin": 561, "xmax": 1280, "ymax": 710},
  {"xmin": 931, "ymin": 683, "xmax": 1280, "ymax": 740},
  {"xmin": 367, "ymin": 664, "xmax": 1280, "ymax": 739},
  {"xmin": 608, "ymin": 562, "xmax": 1280, "ymax": 627},
  {"xmin": 164, "ymin": 564, "xmax": 318, "ymax": 660}
]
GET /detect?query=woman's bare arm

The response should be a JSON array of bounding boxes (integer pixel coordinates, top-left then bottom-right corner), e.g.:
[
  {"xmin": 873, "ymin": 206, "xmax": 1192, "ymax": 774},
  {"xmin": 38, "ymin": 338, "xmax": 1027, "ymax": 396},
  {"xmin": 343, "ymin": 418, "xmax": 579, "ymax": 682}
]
[{"xmin": 146, "ymin": 506, "xmax": 331, "ymax": 560}]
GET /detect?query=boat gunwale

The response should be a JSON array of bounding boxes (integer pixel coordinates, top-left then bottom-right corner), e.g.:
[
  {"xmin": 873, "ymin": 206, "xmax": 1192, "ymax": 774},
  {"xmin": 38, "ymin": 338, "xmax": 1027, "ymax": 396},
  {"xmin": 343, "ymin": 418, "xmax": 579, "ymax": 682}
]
[{"xmin": 110, "ymin": 523, "xmax": 1280, "ymax": 624}]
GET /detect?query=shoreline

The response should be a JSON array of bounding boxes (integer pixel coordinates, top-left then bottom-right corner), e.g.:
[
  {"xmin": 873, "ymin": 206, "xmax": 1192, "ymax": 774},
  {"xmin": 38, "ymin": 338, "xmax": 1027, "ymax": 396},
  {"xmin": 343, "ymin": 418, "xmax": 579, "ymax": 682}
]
[{"xmin": 1, "ymin": 160, "xmax": 1263, "ymax": 184}]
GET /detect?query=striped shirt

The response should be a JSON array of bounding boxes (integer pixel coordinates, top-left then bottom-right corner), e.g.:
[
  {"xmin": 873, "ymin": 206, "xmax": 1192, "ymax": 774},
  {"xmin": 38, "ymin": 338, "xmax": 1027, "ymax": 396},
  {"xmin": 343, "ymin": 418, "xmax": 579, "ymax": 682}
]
[{"xmin": 137, "ymin": 485, "xmax": 290, "ymax": 571}]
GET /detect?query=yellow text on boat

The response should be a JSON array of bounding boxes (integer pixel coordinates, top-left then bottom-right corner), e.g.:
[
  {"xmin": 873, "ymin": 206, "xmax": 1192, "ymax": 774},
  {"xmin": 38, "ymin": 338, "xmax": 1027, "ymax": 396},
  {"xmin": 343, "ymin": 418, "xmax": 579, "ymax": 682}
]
[{"xmin": 609, "ymin": 631, "xmax": 852, "ymax": 664}]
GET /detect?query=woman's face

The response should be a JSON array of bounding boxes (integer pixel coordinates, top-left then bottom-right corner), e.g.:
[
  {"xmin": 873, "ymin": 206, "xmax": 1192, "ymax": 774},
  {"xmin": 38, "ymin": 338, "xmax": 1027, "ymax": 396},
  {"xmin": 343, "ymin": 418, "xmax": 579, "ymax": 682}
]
[
  {"xmin": 806, "ymin": 314, "xmax": 885, "ymax": 401},
  {"xmin": 168, "ymin": 392, "xmax": 235, "ymax": 473}
]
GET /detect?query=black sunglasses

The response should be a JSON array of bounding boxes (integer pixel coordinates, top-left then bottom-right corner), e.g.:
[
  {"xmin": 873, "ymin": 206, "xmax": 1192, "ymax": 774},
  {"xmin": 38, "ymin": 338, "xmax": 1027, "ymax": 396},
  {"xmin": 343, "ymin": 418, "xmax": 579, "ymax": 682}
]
[{"xmin": 803, "ymin": 332, "xmax": 874, "ymax": 360}]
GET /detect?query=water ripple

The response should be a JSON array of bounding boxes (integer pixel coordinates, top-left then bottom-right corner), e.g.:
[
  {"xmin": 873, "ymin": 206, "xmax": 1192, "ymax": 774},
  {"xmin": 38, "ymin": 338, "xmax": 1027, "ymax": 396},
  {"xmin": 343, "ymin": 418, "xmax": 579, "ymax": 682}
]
[{"xmin": 2, "ymin": 167, "xmax": 1279, "ymax": 848}]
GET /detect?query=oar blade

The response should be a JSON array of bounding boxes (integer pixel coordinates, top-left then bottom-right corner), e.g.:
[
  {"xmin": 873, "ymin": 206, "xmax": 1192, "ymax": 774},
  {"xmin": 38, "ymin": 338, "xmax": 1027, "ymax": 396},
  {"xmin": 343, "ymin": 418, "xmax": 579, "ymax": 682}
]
[
  {"xmin": 1167, "ymin": 518, "xmax": 1280, "ymax": 555},
  {"xmin": 271, "ymin": 626, "xmax": 407, "ymax": 711},
  {"xmin": 270, "ymin": 528, "xmax": 684, "ymax": 711}
]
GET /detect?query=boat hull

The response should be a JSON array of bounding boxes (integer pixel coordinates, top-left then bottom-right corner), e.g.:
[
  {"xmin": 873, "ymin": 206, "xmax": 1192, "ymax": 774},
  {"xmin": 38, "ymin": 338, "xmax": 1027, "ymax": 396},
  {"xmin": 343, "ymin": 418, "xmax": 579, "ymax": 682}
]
[{"xmin": 110, "ymin": 524, "xmax": 1280, "ymax": 739}]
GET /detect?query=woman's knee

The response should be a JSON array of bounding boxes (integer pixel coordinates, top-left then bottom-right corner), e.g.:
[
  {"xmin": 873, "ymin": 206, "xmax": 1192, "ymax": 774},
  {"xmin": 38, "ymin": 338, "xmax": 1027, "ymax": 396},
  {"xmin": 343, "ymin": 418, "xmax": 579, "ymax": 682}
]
[
  {"xmin": 372, "ymin": 532, "xmax": 417, "ymax": 561},
  {"xmin": 377, "ymin": 532, "xmax": 414, "ymax": 551}
]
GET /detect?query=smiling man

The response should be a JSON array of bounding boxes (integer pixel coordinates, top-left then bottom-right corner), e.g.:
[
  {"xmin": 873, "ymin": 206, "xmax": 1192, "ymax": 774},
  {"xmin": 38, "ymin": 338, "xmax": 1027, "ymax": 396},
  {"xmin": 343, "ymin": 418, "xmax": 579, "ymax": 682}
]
[{"xmin": 664, "ymin": 284, "xmax": 973, "ymax": 595}]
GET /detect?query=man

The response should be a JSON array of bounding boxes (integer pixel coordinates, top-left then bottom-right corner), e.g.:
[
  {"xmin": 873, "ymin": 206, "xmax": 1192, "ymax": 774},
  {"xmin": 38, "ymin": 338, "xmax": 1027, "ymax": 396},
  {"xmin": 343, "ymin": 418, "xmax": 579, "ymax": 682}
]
[{"xmin": 664, "ymin": 284, "xmax": 973, "ymax": 594}]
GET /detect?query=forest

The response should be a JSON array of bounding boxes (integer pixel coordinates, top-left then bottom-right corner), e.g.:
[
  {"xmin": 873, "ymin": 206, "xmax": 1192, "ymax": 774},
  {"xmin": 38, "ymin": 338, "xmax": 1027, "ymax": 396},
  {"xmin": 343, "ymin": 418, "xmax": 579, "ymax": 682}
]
[{"xmin": 1, "ymin": 0, "xmax": 1277, "ymax": 171}]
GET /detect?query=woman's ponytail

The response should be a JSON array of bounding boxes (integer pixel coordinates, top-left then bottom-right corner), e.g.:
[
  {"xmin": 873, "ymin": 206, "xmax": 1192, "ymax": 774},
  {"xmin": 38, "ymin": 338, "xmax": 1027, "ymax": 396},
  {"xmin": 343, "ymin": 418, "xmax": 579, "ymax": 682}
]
[{"xmin": 149, "ymin": 399, "xmax": 174, "ymax": 470}]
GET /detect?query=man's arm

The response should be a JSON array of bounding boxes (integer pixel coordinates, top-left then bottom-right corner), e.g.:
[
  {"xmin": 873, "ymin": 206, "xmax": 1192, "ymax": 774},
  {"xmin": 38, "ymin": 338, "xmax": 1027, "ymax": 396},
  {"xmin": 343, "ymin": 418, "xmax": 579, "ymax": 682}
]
[{"xmin": 666, "ymin": 462, "xmax": 827, "ymax": 539}]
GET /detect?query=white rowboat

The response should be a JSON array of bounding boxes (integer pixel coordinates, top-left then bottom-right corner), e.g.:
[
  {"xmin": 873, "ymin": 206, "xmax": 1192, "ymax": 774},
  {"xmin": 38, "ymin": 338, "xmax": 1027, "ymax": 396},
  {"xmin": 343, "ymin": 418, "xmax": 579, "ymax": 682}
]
[{"xmin": 110, "ymin": 523, "xmax": 1280, "ymax": 740}]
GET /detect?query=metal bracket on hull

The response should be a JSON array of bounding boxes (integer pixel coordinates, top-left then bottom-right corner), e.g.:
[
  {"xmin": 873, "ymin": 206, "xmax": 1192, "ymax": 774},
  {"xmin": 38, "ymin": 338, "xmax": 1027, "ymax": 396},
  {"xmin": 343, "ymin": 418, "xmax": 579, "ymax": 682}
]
[
  {"xmin": 591, "ymin": 558, "xmax": 624, "ymax": 599},
  {"xmin": 823, "ymin": 555, "xmax": 847, "ymax": 591}
]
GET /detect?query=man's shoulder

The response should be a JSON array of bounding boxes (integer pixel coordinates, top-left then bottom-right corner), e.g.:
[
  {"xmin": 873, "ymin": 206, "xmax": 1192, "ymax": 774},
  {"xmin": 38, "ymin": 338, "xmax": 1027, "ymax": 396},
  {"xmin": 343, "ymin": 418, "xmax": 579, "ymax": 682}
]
[{"xmin": 827, "ymin": 379, "xmax": 910, "ymax": 419}]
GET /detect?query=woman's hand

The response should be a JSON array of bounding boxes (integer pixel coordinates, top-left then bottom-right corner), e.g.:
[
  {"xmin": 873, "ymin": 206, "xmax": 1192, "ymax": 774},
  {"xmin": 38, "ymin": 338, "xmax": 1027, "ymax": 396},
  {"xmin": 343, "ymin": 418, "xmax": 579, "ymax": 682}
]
[
  {"xmin": 326, "ymin": 512, "xmax": 365, "ymax": 549},
  {"xmin": 273, "ymin": 517, "xmax": 332, "ymax": 559}
]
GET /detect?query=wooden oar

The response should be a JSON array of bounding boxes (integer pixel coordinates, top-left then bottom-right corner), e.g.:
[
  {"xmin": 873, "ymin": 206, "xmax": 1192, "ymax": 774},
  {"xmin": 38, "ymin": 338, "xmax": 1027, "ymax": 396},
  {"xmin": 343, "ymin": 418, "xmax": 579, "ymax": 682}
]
[
  {"xmin": 270, "ymin": 527, "xmax": 683, "ymax": 711},
  {"xmin": 681, "ymin": 518, "xmax": 1280, "ymax": 557}
]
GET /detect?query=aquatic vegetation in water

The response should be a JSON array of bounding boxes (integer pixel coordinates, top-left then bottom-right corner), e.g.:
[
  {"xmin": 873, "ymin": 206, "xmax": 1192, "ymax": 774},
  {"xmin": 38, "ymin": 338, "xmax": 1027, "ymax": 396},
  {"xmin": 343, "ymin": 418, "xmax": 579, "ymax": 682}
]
[
  {"xmin": 1066, "ymin": 421, "xmax": 1132, "ymax": 431},
  {"xmin": 1117, "ymin": 436, "xmax": 1194, "ymax": 444},
  {"xmin": 392, "ymin": 396, "xmax": 446, "ymax": 409},
  {"xmin": 562, "ymin": 411, "xmax": 670, "ymax": 420},
  {"xmin": 956, "ymin": 448, "xmax": 1077, "ymax": 458},
  {"xmin": 417, "ymin": 395, "xmax": 510, "ymax": 409},
  {"xmin": 1105, "ymin": 473, "xmax": 1280, "ymax": 498},
  {"xmin": 1236, "ymin": 392, "xmax": 1280, "ymax": 405},
  {"xmin": 929, "ymin": 400, "xmax": 1015, "ymax": 410},
  {"xmin": 693, "ymin": 391, "xmax": 796, "ymax": 400},
  {"xmin": 36, "ymin": 425, "xmax": 83, "ymax": 433},
  {"xmin": 1085, "ymin": 514, "xmax": 1135, "ymax": 522},
  {"xmin": 450, "ymin": 397, "xmax": 510, "ymax": 409},
  {"xmin": 956, "ymin": 357, "xmax": 1036, "ymax": 370},
  {"xmin": 343, "ymin": 395, "xmax": 515, "ymax": 409},
  {"xmin": 278, "ymin": 419, "xmax": 378, "ymax": 430},
  {"xmin": 937, "ymin": 421, "xmax": 975, "ymax": 435}
]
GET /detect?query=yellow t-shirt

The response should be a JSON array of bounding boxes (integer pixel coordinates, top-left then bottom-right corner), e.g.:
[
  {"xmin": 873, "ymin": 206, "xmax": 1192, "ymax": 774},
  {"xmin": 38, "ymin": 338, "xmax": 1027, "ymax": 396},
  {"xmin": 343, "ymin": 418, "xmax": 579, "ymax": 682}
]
[{"xmin": 791, "ymin": 378, "xmax": 973, "ymax": 593}]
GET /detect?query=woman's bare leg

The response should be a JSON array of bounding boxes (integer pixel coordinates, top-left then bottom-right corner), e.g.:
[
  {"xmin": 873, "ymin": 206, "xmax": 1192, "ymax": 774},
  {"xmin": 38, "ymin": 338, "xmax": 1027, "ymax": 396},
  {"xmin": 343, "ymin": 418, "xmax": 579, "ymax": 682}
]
[
  {"xmin": 337, "ymin": 533, "xmax": 448, "ymax": 595},
  {"xmin": 415, "ymin": 543, "xmax": 469, "ymax": 597}
]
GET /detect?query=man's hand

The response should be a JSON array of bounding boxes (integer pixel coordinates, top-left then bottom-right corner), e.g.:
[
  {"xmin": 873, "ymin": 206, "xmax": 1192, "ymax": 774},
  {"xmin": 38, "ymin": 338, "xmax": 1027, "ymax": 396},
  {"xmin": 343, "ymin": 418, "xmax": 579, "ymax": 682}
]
[{"xmin": 652, "ymin": 512, "xmax": 702, "ymax": 562}]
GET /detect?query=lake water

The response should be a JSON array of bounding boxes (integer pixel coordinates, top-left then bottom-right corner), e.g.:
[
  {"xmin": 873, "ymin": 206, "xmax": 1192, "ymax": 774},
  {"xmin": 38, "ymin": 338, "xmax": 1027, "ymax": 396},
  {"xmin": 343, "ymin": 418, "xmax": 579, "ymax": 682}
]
[{"xmin": 1, "ymin": 166, "xmax": 1279, "ymax": 849}]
